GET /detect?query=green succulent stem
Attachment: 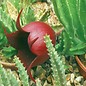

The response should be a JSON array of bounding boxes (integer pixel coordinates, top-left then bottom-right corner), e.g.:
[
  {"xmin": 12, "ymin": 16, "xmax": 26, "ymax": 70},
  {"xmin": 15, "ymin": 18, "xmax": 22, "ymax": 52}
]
[
  {"xmin": 44, "ymin": 34, "xmax": 66, "ymax": 86},
  {"xmin": 0, "ymin": 65, "xmax": 11, "ymax": 86},
  {"xmin": 13, "ymin": 56, "xmax": 29, "ymax": 86},
  {"xmin": 0, "ymin": 64, "xmax": 19, "ymax": 86}
]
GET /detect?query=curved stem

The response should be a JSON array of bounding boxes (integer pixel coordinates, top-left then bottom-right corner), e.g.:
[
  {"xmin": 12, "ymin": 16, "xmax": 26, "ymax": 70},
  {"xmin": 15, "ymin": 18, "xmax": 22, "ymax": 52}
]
[
  {"xmin": 75, "ymin": 56, "xmax": 86, "ymax": 79},
  {"xmin": 27, "ymin": 64, "xmax": 36, "ymax": 83},
  {"xmin": 75, "ymin": 56, "xmax": 86, "ymax": 72}
]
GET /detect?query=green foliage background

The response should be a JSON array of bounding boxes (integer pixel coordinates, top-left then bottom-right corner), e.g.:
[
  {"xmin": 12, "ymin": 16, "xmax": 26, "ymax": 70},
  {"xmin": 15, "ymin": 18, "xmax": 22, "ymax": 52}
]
[{"xmin": 52, "ymin": 0, "xmax": 86, "ymax": 55}]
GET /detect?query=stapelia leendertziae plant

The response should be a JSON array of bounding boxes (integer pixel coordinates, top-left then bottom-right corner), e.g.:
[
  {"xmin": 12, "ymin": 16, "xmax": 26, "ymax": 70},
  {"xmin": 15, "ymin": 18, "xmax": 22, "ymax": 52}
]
[{"xmin": 4, "ymin": 9, "xmax": 57, "ymax": 82}]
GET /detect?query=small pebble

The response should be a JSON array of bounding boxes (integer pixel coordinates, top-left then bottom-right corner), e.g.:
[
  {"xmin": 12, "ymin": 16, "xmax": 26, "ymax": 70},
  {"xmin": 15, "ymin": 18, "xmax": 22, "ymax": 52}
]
[
  {"xmin": 43, "ymin": 81, "xmax": 51, "ymax": 86},
  {"xmin": 66, "ymin": 74, "xmax": 71, "ymax": 81},
  {"xmin": 75, "ymin": 76, "xmax": 83, "ymax": 82},
  {"xmin": 66, "ymin": 81, "xmax": 71, "ymax": 86},
  {"xmin": 74, "ymin": 68, "xmax": 79, "ymax": 73},
  {"xmin": 69, "ymin": 65, "xmax": 73, "ymax": 72},
  {"xmin": 70, "ymin": 73, "xmax": 75, "ymax": 83},
  {"xmin": 83, "ymin": 80, "xmax": 86, "ymax": 86},
  {"xmin": 74, "ymin": 80, "xmax": 82, "ymax": 86},
  {"xmin": 74, "ymin": 76, "xmax": 84, "ymax": 86},
  {"xmin": 36, "ymin": 78, "xmax": 42, "ymax": 86},
  {"xmin": 36, "ymin": 65, "xmax": 46, "ymax": 80},
  {"xmin": 47, "ymin": 75, "xmax": 52, "ymax": 83}
]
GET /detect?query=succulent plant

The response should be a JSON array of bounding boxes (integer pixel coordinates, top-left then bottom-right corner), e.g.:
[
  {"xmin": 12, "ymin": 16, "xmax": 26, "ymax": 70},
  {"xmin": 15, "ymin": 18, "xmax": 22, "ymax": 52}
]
[
  {"xmin": 44, "ymin": 35, "xmax": 66, "ymax": 86},
  {"xmin": 51, "ymin": 0, "xmax": 86, "ymax": 55},
  {"xmin": 51, "ymin": 0, "xmax": 86, "ymax": 79}
]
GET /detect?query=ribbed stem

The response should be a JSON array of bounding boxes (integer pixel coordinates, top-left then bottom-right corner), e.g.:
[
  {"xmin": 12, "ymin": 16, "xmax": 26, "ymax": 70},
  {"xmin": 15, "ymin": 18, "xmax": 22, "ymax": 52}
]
[
  {"xmin": 14, "ymin": 56, "xmax": 29, "ymax": 86},
  {"xmin": 44, "ymin": 35, "xmax": 66, "ymax": 86}
]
